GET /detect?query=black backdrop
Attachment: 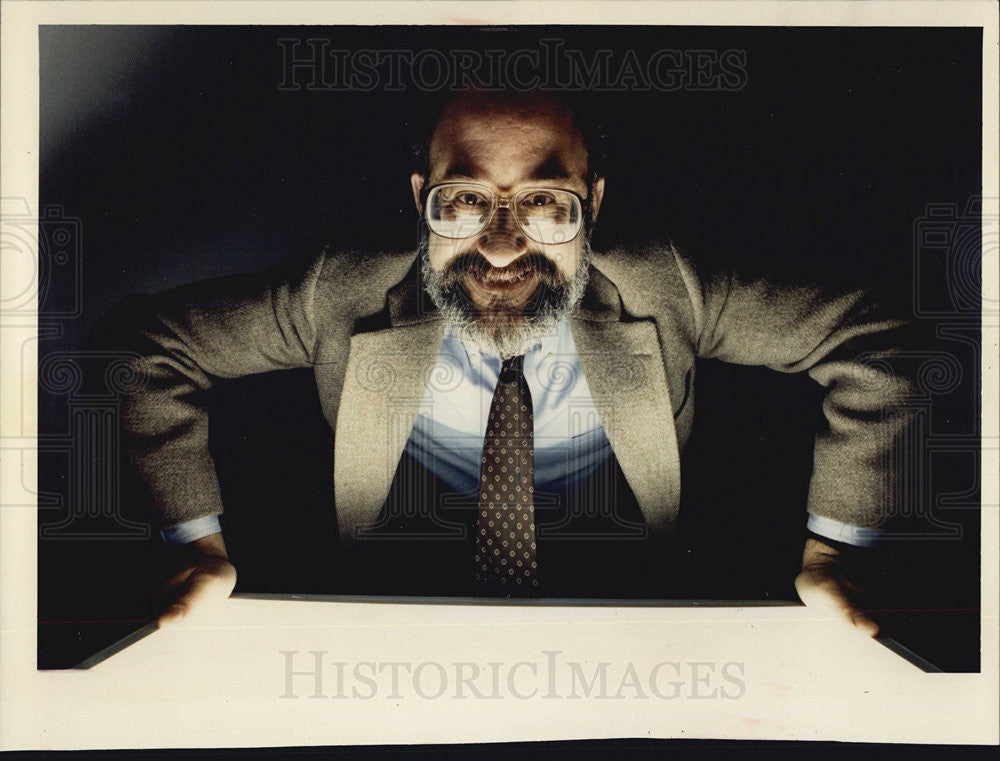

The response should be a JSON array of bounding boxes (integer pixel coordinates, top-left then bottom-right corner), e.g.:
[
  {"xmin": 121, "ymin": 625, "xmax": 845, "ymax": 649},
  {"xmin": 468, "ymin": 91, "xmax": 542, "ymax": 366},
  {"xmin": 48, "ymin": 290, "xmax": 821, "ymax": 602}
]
[{"xmin": 37, "ymin": 26, "xmax": 981, "ymax": 670}]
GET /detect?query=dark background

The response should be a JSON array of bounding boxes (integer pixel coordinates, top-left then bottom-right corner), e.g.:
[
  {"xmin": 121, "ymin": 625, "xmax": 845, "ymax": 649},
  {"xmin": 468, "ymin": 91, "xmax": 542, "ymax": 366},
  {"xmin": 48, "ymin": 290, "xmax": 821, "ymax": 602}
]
[{"xmin": 36, "ymin": 26, "xmax": 982, "ymax": 670}]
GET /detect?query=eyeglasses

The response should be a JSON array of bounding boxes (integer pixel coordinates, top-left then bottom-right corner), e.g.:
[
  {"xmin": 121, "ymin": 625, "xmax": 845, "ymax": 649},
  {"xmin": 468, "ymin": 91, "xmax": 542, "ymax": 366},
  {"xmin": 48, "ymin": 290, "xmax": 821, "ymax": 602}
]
[{"xmin": 424, "ymin": 182, "xmax": 588, "ymax": 245}]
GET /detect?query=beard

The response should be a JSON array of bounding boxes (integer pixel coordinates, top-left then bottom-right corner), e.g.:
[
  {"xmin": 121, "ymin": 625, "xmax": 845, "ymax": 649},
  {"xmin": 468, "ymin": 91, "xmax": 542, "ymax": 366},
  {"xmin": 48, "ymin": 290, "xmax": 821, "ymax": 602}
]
[{"xmin": 420, "ymin": 229, "xmax": 592, "ymax": 359}]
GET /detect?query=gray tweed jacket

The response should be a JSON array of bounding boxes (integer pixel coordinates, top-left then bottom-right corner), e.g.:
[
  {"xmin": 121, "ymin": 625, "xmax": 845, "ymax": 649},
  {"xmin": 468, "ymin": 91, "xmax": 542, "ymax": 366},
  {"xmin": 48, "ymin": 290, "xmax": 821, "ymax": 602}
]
[{"xmin": 100, "ymin": 241, "xmax": 914, "ymax": 546}]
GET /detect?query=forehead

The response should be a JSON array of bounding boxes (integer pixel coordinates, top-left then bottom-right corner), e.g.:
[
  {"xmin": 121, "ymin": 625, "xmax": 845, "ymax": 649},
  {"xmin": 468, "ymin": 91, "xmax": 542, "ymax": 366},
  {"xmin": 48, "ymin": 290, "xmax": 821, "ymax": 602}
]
[{"xmin": 427, "ymin": 95, "xmax": 589, "ymax": 190}]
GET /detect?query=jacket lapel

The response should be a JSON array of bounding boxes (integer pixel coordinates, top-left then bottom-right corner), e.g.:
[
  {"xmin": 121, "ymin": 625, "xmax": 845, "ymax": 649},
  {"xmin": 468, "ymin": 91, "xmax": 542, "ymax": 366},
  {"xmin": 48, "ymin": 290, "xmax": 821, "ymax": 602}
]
[
  {"xmin": 569, "ymin": 270, "xmax": 682, "ymax": 537},
  {"xmin": 334, "ymin": 259, "xmax": 445, "ymax": 546}
]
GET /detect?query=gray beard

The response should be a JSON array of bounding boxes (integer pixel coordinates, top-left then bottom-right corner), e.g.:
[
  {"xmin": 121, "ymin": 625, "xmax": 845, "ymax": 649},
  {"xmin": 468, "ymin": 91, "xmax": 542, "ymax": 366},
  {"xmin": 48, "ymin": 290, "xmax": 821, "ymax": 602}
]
[{"xmin": 419, "ymin": 231, "xmax": 592, "ymax": 359}]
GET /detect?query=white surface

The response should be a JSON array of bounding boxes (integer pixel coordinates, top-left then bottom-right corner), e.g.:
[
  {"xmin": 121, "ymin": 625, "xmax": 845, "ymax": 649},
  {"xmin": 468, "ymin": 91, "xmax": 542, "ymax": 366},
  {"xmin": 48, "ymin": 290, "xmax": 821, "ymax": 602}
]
[{"xmin": 9, "ymin": 598, "xmax": 998, "ymax": 748}]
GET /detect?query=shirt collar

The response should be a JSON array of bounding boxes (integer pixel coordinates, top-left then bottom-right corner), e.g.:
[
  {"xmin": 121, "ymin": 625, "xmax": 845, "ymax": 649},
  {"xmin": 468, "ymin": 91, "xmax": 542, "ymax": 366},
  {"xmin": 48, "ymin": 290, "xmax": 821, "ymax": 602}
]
[{"xmin": 447, "ymin": 319, "xmax": 566, "ymax": 363}]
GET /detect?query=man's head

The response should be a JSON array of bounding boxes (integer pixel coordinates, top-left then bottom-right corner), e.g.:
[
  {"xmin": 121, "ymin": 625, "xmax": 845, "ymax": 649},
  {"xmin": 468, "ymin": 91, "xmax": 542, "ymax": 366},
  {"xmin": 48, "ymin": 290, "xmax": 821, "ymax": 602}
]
[{"xmin": 411, "ymin": 89, "xmax": 606, "ymax": 358}]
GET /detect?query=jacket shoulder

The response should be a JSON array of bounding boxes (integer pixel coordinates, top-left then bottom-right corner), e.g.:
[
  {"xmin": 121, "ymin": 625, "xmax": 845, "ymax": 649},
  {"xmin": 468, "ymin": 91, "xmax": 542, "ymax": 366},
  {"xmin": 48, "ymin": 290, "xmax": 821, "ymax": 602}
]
[
  {"xmin": 313, "ymin": 247, "xmax": 419, "ymax": 318},
  {"xmin": 590, "ymin": 239, "xmax": 704, "ymax": 336}
]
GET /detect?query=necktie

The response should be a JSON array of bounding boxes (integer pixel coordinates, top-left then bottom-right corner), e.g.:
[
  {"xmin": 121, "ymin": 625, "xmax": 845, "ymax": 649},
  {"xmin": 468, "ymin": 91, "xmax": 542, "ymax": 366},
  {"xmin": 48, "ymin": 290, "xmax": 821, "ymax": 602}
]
[{"xmin": 474, "ymin": 354, "xmax": 539, "ymax": 593}]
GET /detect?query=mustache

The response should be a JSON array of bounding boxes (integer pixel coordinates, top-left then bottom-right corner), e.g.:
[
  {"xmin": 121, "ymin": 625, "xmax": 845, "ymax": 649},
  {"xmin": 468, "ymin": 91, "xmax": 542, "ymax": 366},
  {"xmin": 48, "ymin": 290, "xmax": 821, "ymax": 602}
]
[{"xmin": 440, "ymin": 251, "xmax": 564, "ymax": 286}]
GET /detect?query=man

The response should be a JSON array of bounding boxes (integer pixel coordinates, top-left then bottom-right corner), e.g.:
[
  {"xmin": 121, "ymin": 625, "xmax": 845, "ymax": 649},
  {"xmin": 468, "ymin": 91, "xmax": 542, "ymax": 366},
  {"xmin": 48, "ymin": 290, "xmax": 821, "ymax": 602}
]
[{"xmin": 99, "ymin": 89, "xmax": 912, "ymax": 632}]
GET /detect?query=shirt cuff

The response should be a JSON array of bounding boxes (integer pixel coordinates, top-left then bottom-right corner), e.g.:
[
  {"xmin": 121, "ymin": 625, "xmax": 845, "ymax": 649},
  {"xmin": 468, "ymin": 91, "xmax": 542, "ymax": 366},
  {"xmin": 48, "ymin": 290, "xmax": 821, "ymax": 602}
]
[
  {"xmin": 160, "ymin": 515, "xmax": 222, "ymax": 545},
  {"xmin": 806, "ymin": 513, "xmax": 882, "ymax": 548}
]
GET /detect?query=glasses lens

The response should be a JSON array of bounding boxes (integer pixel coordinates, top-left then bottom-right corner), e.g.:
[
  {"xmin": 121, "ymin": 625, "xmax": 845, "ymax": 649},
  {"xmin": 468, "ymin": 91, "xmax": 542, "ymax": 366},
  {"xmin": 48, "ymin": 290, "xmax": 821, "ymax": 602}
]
[
  {"xmin": 427, "ymin": 184, "xmax": 493, "ymax": 239},
  {"xmin": 426, "ymin": 184, "xmax": 584, "ymax": 244},
  {"xmin": 515, "ymin": 189, "xmax": 583, "ymax": 245}
]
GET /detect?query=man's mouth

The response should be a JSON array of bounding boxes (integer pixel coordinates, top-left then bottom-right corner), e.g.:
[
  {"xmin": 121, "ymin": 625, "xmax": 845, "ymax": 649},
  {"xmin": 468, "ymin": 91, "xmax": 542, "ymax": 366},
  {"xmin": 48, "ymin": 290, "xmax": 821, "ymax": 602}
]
[
  {"xmin": 462, "ymin": 270, "xmax": 541, "ymax": 302},
  {"xmin": 443, "ymin": 251, "xmax": 558, "ymax": 306}
]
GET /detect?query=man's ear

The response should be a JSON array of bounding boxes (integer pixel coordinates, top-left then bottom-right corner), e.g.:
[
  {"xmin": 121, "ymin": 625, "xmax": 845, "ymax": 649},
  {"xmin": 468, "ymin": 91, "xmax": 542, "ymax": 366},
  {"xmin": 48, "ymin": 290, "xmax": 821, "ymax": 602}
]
[
  {"xmin": 410, "ymin": 172, "xmax": 426, "ymax": 214},
  {"xmin": 590, "ymin": 176, "xmax": 605, "ymax": 222}
]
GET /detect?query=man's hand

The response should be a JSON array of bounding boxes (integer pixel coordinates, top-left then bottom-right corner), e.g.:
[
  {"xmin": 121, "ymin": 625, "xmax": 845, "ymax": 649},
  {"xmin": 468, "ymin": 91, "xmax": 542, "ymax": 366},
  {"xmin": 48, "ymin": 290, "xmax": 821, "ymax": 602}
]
[
  {"xmin": 794, "ymin": 537, "xmax": 879, "ymax": 637},
  {"xmin": 155, "ymin": 532, "xmax": 236, "ymax": 627}
]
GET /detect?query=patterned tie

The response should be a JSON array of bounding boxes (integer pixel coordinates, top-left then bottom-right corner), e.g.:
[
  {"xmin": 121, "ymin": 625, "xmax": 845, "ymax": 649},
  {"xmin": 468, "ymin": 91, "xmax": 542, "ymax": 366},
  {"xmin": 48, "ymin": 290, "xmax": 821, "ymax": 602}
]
[{"xmin": 474, "ymin": 354, "xmax": 539, "ymax": 594}]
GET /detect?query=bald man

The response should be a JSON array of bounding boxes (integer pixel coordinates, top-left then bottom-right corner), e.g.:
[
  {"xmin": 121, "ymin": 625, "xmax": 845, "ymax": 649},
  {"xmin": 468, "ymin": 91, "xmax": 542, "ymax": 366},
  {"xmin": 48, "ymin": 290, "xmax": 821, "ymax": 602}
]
[{"xmin": 100, "ymin": 89, "xmax": 912, "ymax": 634}]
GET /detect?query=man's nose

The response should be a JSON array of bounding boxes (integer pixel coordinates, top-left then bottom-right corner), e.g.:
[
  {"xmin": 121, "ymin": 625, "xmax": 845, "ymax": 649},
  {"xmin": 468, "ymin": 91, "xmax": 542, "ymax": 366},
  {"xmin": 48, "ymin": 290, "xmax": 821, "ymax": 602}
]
[{"xmin": 476, "ymin": 207, "xmax": 528, "ymax": 268}]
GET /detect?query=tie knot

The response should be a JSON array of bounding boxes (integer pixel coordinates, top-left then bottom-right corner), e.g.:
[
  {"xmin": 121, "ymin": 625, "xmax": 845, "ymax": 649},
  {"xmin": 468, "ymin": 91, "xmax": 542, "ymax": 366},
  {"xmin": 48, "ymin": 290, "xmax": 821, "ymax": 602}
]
[{"xmin": 499, "ymin": 355, "xmax": 525, "ymax": 384}]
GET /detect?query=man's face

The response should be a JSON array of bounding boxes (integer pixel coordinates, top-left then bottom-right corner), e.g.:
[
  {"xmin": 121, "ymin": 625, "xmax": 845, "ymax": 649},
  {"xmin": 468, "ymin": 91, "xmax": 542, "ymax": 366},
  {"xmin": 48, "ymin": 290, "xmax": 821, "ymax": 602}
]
[{"xmin": 411, "ymin": 92, "xmax": 605, "ymax": 357}]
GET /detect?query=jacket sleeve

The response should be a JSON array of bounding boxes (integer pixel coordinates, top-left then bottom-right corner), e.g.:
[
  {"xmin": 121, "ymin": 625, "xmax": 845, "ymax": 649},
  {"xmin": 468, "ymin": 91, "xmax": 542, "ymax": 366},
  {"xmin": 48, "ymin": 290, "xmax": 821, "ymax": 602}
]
[
  {"xmin": 672, "ymin": 247, "xmax": 917, "ymax": 531},
  {"xmin": 91, "ymin": 252, "xmax": 330, "ymax": 530}
]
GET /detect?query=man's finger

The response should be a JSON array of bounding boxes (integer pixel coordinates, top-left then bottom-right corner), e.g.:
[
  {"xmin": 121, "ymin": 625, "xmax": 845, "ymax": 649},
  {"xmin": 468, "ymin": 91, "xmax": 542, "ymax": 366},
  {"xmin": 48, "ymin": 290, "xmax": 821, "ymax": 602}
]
[
  {"xmin": 156, "ymin": 601, "xmax": 190, "ymax": 628},
  {"xmin": 156, "ymin": 563, "xmax": 236, "ymax": 627},
  {"xmin": 848, "ymin": 608, "xmax": 880, "ymax": 637},
  {"xmin": 795, "ymin": 570, "xmax": 880, "ymax": 637}
]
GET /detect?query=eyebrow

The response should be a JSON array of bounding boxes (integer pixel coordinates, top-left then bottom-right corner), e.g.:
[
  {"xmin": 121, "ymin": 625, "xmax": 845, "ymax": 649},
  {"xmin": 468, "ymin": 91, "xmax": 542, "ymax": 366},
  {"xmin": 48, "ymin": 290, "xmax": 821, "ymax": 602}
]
[
  {"xmin": 439, "ymin": 161, "xmax": 477, "ymax": 181},
  {"xmin": 531, "ymin": 155, "xmax": 575, "ymax": 182}
]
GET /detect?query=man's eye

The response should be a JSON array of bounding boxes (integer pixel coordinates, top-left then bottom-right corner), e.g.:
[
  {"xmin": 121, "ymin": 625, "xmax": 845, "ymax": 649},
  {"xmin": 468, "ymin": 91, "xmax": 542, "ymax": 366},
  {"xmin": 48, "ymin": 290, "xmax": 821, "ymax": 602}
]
[
  {"xmin": 458, "ymin": 193, "xmax": 485, "ymax": 206},
  {"xmin": 526, "ymin": 193, "xmax": 554, "ymax": 206}
]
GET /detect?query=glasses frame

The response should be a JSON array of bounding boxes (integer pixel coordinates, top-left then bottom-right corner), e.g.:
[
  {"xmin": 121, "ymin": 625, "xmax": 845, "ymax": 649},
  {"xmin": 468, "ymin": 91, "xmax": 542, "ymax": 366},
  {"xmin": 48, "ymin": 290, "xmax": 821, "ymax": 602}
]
[{"xmin": 423, "ymin": 181, "xmax": 591, "ymax": 245}]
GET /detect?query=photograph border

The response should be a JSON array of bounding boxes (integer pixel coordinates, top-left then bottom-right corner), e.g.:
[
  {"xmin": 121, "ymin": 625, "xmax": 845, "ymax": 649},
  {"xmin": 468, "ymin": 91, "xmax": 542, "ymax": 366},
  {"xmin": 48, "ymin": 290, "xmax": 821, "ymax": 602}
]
[{"xmin": 2, "ymin": 0, "xmax": 998, "ymax": 750}]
